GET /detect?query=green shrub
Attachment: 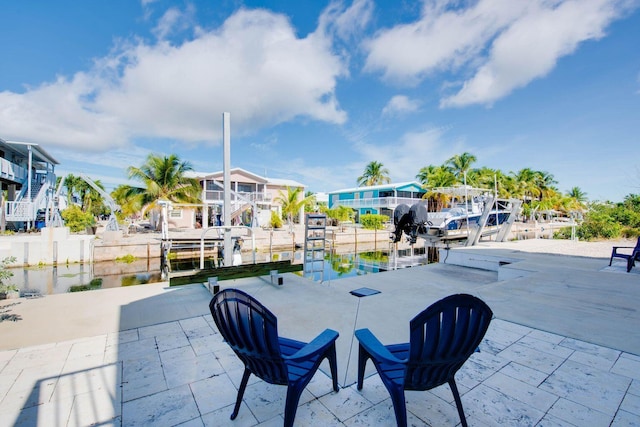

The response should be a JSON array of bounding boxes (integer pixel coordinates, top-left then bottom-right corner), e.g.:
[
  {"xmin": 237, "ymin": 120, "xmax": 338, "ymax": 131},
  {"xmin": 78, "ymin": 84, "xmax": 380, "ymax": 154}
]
[
  {"xmin": 0, "ymin": 256, "xmax": 17, "ymax": 293},
  {"xmin": 577, "ymin": 209, "xmax": 621, "ymax": 240},
  {"xmin": 116, "ymin": 254, "xmax": 136, "ymax": 263},
  {"xmin": 360, "ymin": 214, "xmax": 388, "ymax": 230},
  {"xmin": 322, "ymin": 206, "xmax": 355, "ymax": 226},
  {"xmin": 270, "ymin": 210, "xmax": 283, "ymax": 229},
  {"xmin": 553, "ymin": 227, "xmax": 573, "ymax": 240},
  {"xmin": 621, "ymin": 226, "xmax": 640, "ymax": 238},
  {"xmin": 61, "ymin": 205, "xmax": 95, "ymax": 232}
]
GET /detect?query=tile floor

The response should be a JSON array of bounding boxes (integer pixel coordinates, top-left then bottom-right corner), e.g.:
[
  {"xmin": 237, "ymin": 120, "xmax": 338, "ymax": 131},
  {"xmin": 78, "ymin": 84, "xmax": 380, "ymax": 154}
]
[{"xmin": 1, "ymin": 314, "xmax": 639, "ymax": 426}]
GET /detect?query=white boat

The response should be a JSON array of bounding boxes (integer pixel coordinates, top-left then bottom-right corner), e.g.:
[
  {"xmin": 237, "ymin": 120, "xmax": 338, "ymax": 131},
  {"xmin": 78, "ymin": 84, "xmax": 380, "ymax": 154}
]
[{"xmin": 391, "ymin": 186, "xmax": 520, "ymax": 245}]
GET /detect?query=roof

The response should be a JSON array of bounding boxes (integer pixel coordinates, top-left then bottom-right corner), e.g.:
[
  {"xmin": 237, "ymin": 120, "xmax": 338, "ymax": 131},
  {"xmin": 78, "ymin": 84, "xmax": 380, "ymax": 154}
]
[
  {"xmin": 186, "ymin": 167, "xmax": 304, "ymax": 188},
  {"xmin": 329, "ymin": 181, "xmax": 422, "ymax": 194},
  {"xmin": 0, "ymin": 138, "xmax": 59, "ymax": 165},
  {"xmin": 265, "ymin": 177, "xmax": 305, "ymax": 188}
]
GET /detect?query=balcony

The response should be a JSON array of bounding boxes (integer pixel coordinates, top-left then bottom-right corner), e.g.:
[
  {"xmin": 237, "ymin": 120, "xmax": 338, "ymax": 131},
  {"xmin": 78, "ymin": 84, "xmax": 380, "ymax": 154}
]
[
  {"xmin": 5, "ymin": 201, "xmax": 34, "ymax": 222},
  {"xmin": 0, "ymin": 157, "xmax": 27, "ymax": 184},
  {"xmin": 333, "ymin": 196, "xmax": 424, "ymax": 210},
  {"xmin": 204, "ymin": 190, "xmax": 272, "ymax": 204}
]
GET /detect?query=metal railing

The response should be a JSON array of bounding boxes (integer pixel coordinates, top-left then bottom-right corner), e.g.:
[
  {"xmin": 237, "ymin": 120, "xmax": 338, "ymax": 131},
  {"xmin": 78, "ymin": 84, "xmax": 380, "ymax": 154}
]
[
  {"xmin": 5, "ymin": 201, "xmax": 34, "ymax": 221},
  {"xmin": 0, "ymin": 157, "xmax": 27, "ymax": 182},
  {"xmin": 333, "ymin": 196, "xmax": 424, "ymax": 209},
  {"xmin": 204, "ymin": 190, "xmax": 272, "ymax": 203}
]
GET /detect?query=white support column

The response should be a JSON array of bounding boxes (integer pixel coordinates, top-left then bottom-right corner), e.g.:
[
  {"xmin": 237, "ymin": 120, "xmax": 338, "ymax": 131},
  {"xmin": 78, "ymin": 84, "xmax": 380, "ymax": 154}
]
[
  {"xmin": 223, "ymin": 112, "xmax": 232, "ymax": 266},
  {"xmin": 27, "ymin": 145, "xmax": 33, "ymax": 229},
  {"xmin": 202, "ymin": 179, "xmax": 208, "ymax": 228}
]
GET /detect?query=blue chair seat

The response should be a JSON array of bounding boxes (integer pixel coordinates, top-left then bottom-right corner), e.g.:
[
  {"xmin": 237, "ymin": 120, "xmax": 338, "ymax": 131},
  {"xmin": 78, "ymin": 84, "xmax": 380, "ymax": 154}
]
[
  {"xmin": 356, "ymin": 294, "xmax": 493, "ymax": 427},
  {"xmin": 609, "ymin": 237, "xmax": 640, "ymax": 272},
  {"xmin": 210, "ymin": 288, "xmax": 339, "ymax": 427}
]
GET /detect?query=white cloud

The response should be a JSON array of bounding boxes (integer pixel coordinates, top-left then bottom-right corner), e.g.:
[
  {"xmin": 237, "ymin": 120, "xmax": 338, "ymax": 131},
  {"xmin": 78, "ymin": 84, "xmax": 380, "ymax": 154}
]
[
  {"xmin": 365, "ymin": 0, "xmax": 635, "ymax": 106},
  {"xmin": 382, "ymin": 95, "xmax": 421, "ymax": 116},
  {"xmin": 0, "ymin": 8, "xmax": 348, "ymax": 152},
  {"xmin": 152, "ymin": 6, "xmax": 196, "ymax": 40},
  {"xmin": 354, "ymin": 126, "xmax": 466, "ymax": 183},
  {"xmin": 0, "ymin": 75, "xmax": 129, "ymax": 149},
  {"xmin": 318, "ymin": 0, "xmax": 374, "ymax": 42}
]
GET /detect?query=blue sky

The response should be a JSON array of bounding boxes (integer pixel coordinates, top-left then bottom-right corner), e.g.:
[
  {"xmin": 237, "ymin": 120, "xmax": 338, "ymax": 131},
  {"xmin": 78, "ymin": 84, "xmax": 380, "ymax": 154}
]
[{"xmin": 1, "ymin": 0, "xmax": 639, "ymax": 202}]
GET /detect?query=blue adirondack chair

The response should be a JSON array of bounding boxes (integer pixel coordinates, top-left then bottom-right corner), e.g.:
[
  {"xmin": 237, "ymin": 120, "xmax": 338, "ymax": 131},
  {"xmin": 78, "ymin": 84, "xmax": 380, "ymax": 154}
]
[
  {"xmin": 355, "ymin": 294, "xmax": 493, "ymax": 427},
  {"xmin": 609, "ymin": 236, "xmax": 640, "ymax": 272},
  {"xmin": 209, "ymin": 288, "xmax": 339, "ymax": 427}
]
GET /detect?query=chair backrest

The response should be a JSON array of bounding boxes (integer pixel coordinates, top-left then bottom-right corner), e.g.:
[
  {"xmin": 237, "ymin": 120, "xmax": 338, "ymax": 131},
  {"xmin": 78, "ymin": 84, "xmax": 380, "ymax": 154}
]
[
  {"xmin": 210, "ymin": 288, "xmax": 288, "ymax": 385},
  {"xmin": 405, "ymin": 294, "xmax": 493, "ymax": 390},
  {"xmin": 634, "ymin": 237, "xmax": 640, "ymax": 251}
]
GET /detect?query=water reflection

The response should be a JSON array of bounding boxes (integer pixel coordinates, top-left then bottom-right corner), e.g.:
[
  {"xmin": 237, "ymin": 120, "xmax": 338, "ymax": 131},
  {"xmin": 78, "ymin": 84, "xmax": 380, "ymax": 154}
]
[
  {"xmin": 11, "ymin": 258, "xmax": 162, "ymax": 296},
  {"xmin": 303, "ymin": 247, "xmax": 433, "ymax": 282},
  {"xmin": 11, "ymin": 247, "xmax": 434, "ymax": 295}
]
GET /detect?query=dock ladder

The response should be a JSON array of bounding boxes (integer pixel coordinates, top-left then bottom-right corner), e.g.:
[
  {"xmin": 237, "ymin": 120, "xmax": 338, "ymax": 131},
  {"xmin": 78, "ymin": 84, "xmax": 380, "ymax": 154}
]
[{"xmin": 304, "ymin": 213, "xmax": 327, "ymax": 282}]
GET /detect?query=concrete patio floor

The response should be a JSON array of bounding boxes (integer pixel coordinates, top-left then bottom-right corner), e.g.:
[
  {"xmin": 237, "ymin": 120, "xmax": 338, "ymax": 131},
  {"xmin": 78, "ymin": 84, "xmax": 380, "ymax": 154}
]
[{"xmin": 0, "ymin": 241, "xmax": 639, "ymax": 426}]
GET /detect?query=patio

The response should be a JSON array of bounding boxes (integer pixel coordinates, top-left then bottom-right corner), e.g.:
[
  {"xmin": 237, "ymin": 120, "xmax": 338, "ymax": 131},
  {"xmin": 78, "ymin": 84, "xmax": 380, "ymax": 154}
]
[{"xmin": 0, "ymin": 241, "xmax": 639, "ymax": 426}]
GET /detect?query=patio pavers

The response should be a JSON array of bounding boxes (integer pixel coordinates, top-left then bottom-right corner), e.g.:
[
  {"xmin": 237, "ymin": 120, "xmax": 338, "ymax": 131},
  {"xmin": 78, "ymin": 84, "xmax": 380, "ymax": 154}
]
[
  {"xmin": 1, "ymin": 308, "xmax": 639, "ymax": 426},
  {"xmin": 1, "ymin": 245, "xmax": 640, "ymax": 426}
]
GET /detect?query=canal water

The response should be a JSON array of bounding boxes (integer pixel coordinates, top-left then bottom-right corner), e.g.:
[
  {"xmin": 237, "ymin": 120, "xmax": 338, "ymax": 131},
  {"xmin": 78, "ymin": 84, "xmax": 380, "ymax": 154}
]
[{"xmin": 9, "ymin": 248, "xmax": 435, "ymax": 296}]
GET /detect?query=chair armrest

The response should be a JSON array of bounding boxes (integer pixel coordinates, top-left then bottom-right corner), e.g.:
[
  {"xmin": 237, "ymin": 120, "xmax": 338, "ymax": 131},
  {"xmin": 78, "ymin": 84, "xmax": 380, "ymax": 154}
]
[
  {"xmin": 283, "ymin": 329, "xmax": 339, "ymax": 362},
  {"xmin": 612, "ymin": 246, "xmax": 634, "ymax": 251},
  {"xmin": 355, "ymin": 328, "xmax": 406, "ymax": 365}
]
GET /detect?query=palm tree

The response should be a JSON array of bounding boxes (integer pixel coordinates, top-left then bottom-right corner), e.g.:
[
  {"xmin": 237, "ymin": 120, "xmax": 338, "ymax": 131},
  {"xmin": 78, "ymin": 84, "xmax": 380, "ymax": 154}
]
[
  {"xmin": 111, "ymin": 185, "xmax": 144, "ymax": 219},
  {"xmin": 417, "ymin": 165, "xmax": 457, "ymax": 211},
  {"xmin": 534, "ymin": 170, "xmax": 558, "ymax": 201},
  {"xmin": 416, "ymin": 165, "xmax": 456, "ymax": 188},
  {"xmin": 63, "ymin": 174, "xmax": 82, "ymax": 205},
  {"xmin": 357, "ymin": 161, "xmax": 391, "ymax": 187},
  {"xmin": 127, "ymin": 153, "xmax": 201, "ymax": 226},
  {"xmin": 567, "ymin": 187, "xmax": 587, "ymax": 204},
  {"xmin": 81, "ymin": 178, "xmax": 106, "ymax": 217},
  {"xmin": 511, "ymin": 168, "xmax": 541, "ymax": 202},
  {"xmin": 274, "ymin": 186, "xmax": 313, "ymax": 230},
  {"xmin": 445, "ymin": 152, "xmax": 477, "ymax": 182}
]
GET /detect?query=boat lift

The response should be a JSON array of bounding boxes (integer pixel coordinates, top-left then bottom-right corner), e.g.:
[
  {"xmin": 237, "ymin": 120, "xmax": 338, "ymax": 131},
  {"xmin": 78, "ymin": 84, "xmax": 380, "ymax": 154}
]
[{"xmin": 79, "ymin": 173, "xmax": 121, "ymax": 231}]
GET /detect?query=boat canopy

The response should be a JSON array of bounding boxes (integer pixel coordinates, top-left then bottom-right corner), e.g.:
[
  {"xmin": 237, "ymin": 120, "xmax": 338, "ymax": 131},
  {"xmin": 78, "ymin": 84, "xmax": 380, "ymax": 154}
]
[{"xmin": 428, "ymin": 185, "xmax": 490, "ymax": 197}]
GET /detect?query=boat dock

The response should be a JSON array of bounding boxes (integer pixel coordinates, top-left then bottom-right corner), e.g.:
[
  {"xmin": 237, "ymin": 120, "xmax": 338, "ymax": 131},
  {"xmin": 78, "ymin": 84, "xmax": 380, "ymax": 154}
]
[{"xmin": 0, "ymin": 239, "xmax": 638, "ymax": 426}]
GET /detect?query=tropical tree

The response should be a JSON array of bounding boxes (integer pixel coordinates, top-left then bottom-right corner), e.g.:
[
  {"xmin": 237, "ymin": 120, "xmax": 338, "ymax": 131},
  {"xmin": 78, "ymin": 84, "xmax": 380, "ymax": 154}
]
[
  {"xmin": 357, "ymin": 161, "xmax": 390, "ymax": 187},
  {"xmin": 445, "ymin": 152, "xmax": 477, "ymax": 182},
  {"xmin": 303, "ymin": 191, "xmax": 318, "ymax": 213},
  {"xmin": 510, "ymin": 168, "xmax": 542, "ymax": 202},
  {"xmin": 274, "ymin": 186, "xmax": 313, "ymax": 228},
  {"xmin": 81, "ymin": 179, "xmax": 106, "ymax": 216},
  {"xmin": 111, "ymin": 185, "xmax": 144, "ymax": 219},
  {"xmin": 534, "ymin": 171, "xmax": 558, "ymax": 201},
  {"xmin": 127, "ymin": 153, "xmax": 201, "ymax": 227},
  {"xmin": 567, "ymin": 187, "xmax": 588, "ymax": 205},
  {"xmin": 416, "ymin": 165, "xmax": 456, "ymax": 211},
  {"xmin": 63, "ymin": 174, "xmax": 81, "ymax": 205},
  {"xmin": 60, "ymin": 174, "xmax": 107, "ymax": 216},
  {"xmin": 416, "ymin": 165, "xmax": 456, "ymax": 188}
]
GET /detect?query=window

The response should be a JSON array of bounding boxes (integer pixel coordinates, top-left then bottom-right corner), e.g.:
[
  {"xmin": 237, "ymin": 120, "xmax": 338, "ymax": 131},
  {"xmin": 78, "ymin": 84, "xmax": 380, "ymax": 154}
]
[
  {"xmin": 237, "ymin": 183, "xmax": 254, "ymax": 193},
  {"xmin": 169, "ymin": 209, "xmax": 183, "ymax": 219},
  {"xmin": 379, "ymin": 190, "xmax": 394, "ymax": 198}
]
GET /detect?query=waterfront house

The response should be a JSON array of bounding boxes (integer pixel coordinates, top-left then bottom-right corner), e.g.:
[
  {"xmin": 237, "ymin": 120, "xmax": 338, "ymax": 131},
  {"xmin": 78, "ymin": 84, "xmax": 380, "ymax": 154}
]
[
  {"xmin": 179, "ymin": 168, "xmax": 306, "ymax": 228},
  {"xmin": 0, "ymin": 138, "xmax": 59, "ymax": 231},
  {"xmin": 328, "ymin": 181, "xmax": 426, "ymax": 222}
]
